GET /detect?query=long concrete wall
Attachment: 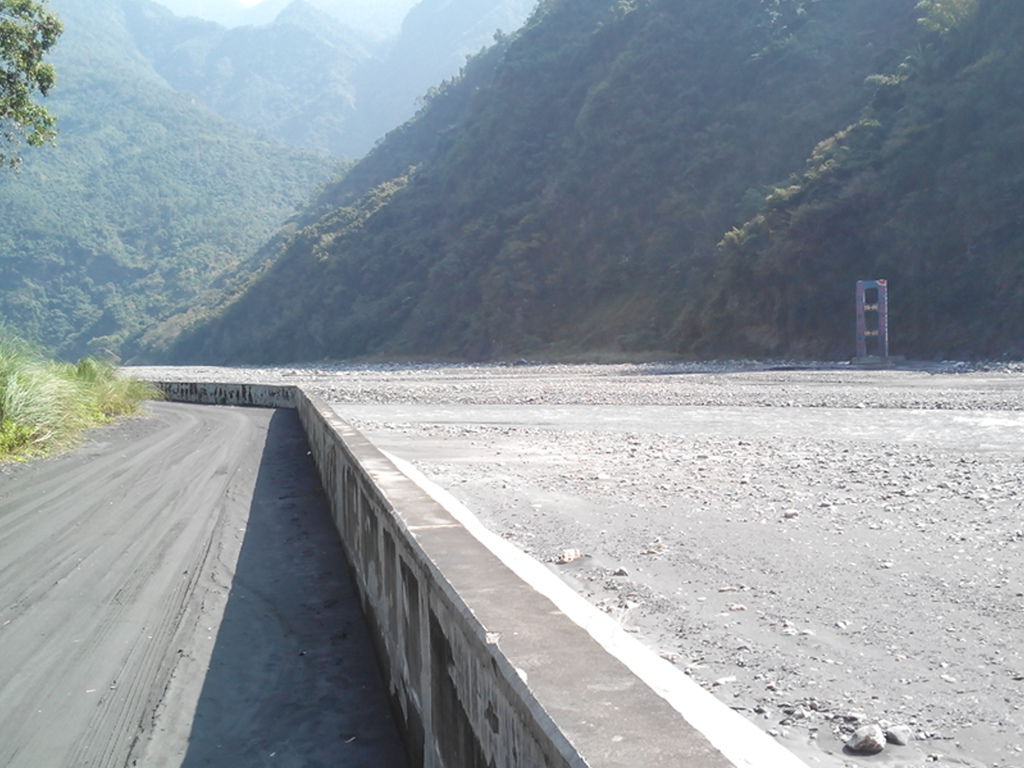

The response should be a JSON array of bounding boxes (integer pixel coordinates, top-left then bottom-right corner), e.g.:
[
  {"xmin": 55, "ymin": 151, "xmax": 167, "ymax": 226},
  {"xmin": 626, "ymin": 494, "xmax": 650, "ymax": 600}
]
[
  {"xmin": 154, "ymin": 381, "xmax": 297, "ymax": 408},
  {"xmin": 152, "ymin": 382, "xmax": 808, "ymax": 768}
]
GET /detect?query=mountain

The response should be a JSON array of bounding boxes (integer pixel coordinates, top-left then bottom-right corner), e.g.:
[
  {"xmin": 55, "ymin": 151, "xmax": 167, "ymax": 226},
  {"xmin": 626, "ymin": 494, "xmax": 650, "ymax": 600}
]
[
  {"xmin": 686, "ymin": 0, "xmax": 1024, "ymax": 359},
  {"xmin": 0, "ymin": 0, "xmax": 338, "ymax": 360},
  {"xmin": 152, "ymin": 0, "xmax": 417, "ymax": 40},
  {"xmin": 168, "ymin": 0, "xmax": 929, "ymax": 363},
  {"xmin": 128, "ymin": 0, "xmax": 537, "ymax": 158},
  {"xmin": 147, "ymin": 0, "xmax": 292, "ymax": 29},
  {"xmin": 343, "ymin": 0, "xmax": 537, "ymax": 154},
  {"xmin": 123, "ymin": 0, "xmax": 372, "ymax": 156}
]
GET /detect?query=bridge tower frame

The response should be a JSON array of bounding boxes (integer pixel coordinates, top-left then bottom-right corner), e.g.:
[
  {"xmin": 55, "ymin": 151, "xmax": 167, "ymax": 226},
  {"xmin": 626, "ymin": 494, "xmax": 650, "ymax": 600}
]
[{"xmin": 855, "ymin": 279, "xmax": 889, "ymax": 360}]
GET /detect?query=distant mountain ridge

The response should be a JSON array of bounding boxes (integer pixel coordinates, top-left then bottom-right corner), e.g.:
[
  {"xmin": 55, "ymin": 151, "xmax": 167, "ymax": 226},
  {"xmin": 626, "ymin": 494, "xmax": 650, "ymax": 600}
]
[
  {"xmin": 0, "ymin": 0, "xmax": 541, "ymax": 360},
  {"xmin": 132, "ymin": 0, "xmax": 538, "ymax": 157},
  {"xmin": 0, "ymin": 0, "xmax": 337, "ymax": 360},
  {"xmin": 152, "ymin": 0, "xmax": 417, "ymax": 40},
  {"xmin": 169, "ymin": 0, "xmax": 950, "ymax": 363},
  {"xmin": 123, "ymin": 0, "xmax": 372, "ymax": 156}
]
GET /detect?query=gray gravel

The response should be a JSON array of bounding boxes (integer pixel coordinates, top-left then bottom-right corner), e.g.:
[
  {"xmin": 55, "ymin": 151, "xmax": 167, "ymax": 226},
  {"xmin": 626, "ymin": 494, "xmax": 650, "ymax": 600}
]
[{"xmin": 129, "ymin": 361, "xmax": 1024, "ymax": 768}]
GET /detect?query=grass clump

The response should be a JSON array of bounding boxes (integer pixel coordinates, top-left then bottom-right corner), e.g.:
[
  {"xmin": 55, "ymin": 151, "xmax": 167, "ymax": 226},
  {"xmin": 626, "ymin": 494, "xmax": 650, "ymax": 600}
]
[{"xmin": 0, "ymin": 333, "xmax": 160, "ymax": 461}]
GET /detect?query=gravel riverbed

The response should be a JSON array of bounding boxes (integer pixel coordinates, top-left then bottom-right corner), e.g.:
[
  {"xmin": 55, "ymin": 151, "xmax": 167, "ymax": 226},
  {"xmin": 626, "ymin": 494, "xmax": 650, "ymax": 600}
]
[{"xmin": 130, "ymin": 362, "xmax": 1024, "ymax": 767}]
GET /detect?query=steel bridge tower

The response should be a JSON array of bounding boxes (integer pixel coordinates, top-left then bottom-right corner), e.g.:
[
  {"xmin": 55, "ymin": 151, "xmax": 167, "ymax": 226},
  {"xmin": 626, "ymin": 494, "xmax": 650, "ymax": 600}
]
[{"xmin": 855, "ymin": 279, "xmax": 889, "ymax": 360}]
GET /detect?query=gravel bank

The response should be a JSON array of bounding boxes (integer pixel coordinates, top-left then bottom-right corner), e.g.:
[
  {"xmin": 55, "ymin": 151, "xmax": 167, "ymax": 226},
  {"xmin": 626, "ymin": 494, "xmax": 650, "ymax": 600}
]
[
  {"xmin": 132, "ymin": 360, "xmax": 1024, "ymax": 410},
  {"xmin": 129, "ymin": 362, "xmax": 1024, "ymax": 767}
]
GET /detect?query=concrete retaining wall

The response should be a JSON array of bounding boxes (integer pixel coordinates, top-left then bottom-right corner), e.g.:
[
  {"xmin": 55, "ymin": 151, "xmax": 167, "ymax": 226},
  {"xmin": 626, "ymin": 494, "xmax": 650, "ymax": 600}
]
[
  {"xmin": 154, "ymin": 381, "xmax": 807, "ymax": 768},
  {"xmin": 152, "ymin": 381, "xmax": 297, "ymax": 408}
]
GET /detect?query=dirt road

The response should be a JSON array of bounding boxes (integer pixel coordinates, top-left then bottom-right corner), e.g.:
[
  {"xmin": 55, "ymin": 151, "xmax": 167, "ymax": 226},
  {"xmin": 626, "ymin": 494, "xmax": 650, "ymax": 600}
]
[{"xmin": 0, "ymin": 402, "xmax": 406, "ymax": 768}]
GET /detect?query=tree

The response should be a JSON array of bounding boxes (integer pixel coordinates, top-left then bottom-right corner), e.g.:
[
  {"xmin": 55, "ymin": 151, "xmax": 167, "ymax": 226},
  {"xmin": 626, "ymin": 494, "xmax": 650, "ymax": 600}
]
[{"xmin": 0, "ymin": 0, "xmax": 62, "ymax": 169}]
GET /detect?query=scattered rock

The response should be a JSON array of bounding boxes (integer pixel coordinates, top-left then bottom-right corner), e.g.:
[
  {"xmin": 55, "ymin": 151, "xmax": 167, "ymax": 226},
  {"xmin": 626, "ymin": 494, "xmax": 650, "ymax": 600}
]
[
  {"xmin": 846, "ymin": 724, "xmax": 886, "ymax": 754},
  {"xmin": 613, "ymin": 567, "xmax": 629, "ymax": 577},
  {"xmin": 885, "ymin": 725, "xmax": 913, "ymax": 746},
  {"xmin": 555, "ymin": 548, "xmax": 582, "ymax": 564}
]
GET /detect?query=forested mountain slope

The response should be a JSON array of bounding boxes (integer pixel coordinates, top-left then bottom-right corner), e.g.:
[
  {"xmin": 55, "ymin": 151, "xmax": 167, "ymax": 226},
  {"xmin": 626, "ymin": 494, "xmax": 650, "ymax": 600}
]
[
  {"xmin": 344, "ymin": 0, "xmax": 536, "ymax": 155},
  {"xmin": 124, "ymin": 0, "xmax": 372, "ymax": 156},
  {"xmin": 171, "ymin": 0, "xmax": 926, "ymax": 362},
  {"xmin": 686, "ymin": 0, "xmax": 1024, "ymax": 359},
  {"xmin": 132, "ymin": 0, "xmax": 538, "ymax": 158},
  {"xmin": 0, "ymin": 0, "xmax": 336, "ymax": 360}
]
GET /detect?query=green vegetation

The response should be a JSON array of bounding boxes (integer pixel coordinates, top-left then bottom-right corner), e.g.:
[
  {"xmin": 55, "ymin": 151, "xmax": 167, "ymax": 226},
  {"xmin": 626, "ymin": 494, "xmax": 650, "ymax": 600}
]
[
  {"xmin": 0, "ymin": 0, "xmax": 338, "ymax": 361},
  {"xmin": 687, "ymin": 0, "xmax": 1024, "ymax": 358},
  {"xmin": 123, "ymin": 0, "xmax": 371, "ymax": 157},
  {"xmin": 2, "ymin": 0, "xmax": 533, "ymax": 360},
  {"xmin": 123, "ymin": 0, "xmax": 536, "ymax": 159},
  {"xmin": 174, "ymin": 0, "xmax": 1022, "ymax": 363},
  {"xmin": 0, "ymin": 330, "xmax": 157, "ymax": 460},
  {"xmin": 349, "ymin": 0, "xmax": 536, "ymax": 158},
  {"xmin": 6, "ymin": 0, "xmax": 1017, "ymax": 364},
  {"xmin": 122, "ymin": 0, "xmax": 536, "ymax": 159},
  {"xmin": 0, "ymin": 0, "xmax": 62, "ymax": 168},
  {"xmin": 172, "ymin": 0, "xmax": 926, "ymax": 362}
]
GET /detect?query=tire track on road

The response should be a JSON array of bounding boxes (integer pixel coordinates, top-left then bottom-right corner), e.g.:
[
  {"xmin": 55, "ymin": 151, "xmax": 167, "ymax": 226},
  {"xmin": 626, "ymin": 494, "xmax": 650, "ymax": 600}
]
[
  {"xmin": 0, "ymin": 402, "xmax": 407, "ymax": 768},
  {"xmin": 0, "ymin": 404, "xmax": 265, "ymax": 768}
]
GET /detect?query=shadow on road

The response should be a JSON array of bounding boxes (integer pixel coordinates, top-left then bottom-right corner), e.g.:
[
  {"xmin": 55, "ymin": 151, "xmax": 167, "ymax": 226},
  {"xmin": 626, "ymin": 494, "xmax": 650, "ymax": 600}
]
[{"xmin": 181, "ymin": 409, "xmax": 408, "ymax": 768}]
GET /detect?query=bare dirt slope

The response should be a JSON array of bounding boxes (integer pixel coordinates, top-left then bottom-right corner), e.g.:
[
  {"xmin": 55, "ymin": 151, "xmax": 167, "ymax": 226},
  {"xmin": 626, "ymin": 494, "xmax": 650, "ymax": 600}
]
[{"xmin": 0, "ymin": 402, "xmax": 406, "ymax": 768}]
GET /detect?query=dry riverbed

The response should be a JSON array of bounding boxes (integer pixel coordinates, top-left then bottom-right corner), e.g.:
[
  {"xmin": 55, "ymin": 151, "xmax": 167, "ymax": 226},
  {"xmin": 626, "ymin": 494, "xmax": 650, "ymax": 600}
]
[{"xmin": 131, "ymin": 361, "xmax": 1024, "ymax": 767}]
